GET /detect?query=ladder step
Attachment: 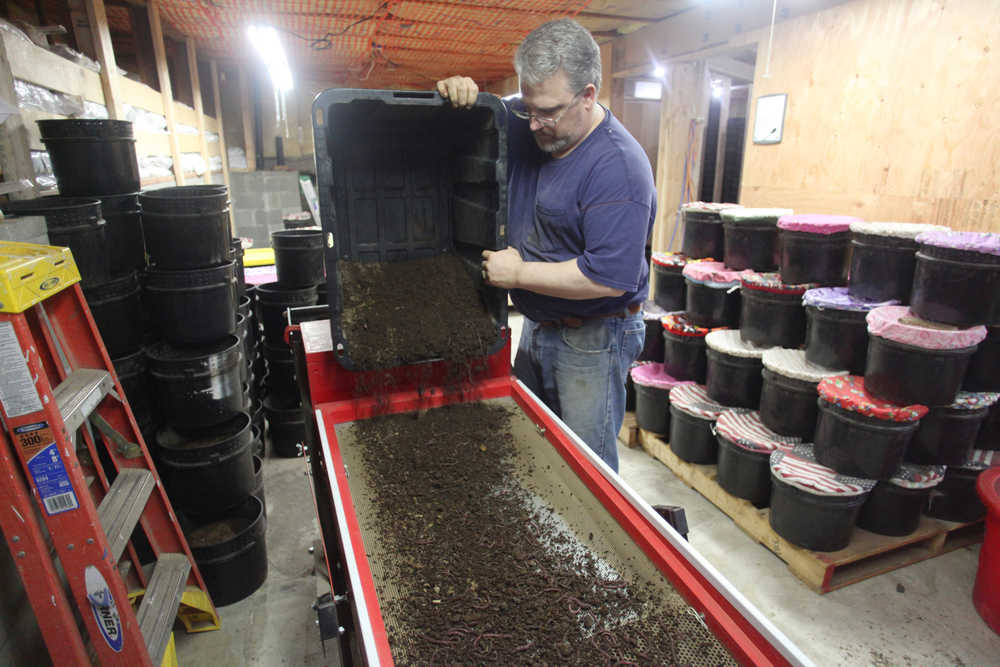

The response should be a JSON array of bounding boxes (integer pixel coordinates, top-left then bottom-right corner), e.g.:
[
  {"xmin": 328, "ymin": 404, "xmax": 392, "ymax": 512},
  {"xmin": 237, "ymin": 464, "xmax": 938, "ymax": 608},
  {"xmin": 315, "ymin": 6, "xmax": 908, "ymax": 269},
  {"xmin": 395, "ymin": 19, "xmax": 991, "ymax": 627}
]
[
  {"xmin": 53, "ymin": 369, "xmax": 113, "ymax": 435},
  {"xmin": 96, "ymin": 469, "xmax": 154, "ymax": 562},
  {"xmin": 136, "ymin": 553, "xmax": 190, "ymax": 667}
]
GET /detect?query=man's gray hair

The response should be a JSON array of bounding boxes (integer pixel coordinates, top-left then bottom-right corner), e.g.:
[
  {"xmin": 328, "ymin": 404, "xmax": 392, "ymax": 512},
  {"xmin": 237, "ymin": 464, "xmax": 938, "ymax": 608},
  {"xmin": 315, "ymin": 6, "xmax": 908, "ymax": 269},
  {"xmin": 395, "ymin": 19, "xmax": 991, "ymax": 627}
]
[{"xmin": 514, "ymin": 19, "xmax": 601, "ymax": 94}]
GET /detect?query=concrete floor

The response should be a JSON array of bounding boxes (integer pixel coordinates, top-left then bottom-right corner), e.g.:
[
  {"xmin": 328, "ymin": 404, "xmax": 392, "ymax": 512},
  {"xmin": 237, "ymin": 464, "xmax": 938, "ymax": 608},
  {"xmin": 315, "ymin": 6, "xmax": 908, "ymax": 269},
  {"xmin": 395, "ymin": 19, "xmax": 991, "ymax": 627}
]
[{"xmin": 175, "ymin": 314, "xmax": 997, "ymax": 666}]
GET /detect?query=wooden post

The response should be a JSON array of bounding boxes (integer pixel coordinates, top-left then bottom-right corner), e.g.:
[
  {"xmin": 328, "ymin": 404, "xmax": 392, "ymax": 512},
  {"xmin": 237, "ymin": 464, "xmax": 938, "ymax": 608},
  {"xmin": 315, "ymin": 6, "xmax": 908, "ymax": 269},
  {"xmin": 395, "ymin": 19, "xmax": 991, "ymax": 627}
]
[
  {"xmin": 712, "ymin": 76, "xmax": 731, "ymax": 203},
  {"xmin": 210, "ymin": 60, "xmax": 231, "ymax": 192},
  {"xmin": 186, "ymin": 38, "xmax": 212, "ymax": 179},
  {"xmin": 239, "ymin": 66, "xmax": 256, "ymax": 172},
  {"xmin": 83, "ymin": 0, "xmax": 122, "ymax": 120},
  {"xmin": 0, "ymin": 33, "xmax": 35, "ymax": 198},
  {"xmin": 651, "ymin": 61, "xmax": 711, "ymax": 253},
  {"xmin": 148, "ymin": 0, "xmax": 185, "ymax": 185}
]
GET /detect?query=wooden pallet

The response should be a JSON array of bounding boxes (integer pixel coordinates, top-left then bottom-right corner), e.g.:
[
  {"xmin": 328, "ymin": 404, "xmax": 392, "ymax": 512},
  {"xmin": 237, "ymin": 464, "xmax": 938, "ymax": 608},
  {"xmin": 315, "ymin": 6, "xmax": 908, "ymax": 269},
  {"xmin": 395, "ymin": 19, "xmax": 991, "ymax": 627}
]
[
  {"xmin": 618, "ymin": 411, "xmax": 640, "ymax": 449},
  {"xmin": 638, "ymin": 430, "xmax": 984, "ymax": 593}
]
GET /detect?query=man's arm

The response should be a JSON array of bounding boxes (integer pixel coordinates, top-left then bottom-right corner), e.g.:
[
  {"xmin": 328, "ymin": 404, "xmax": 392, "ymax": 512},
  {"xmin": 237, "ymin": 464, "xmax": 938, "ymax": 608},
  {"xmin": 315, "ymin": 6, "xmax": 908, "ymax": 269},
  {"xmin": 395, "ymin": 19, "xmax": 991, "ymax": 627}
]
[{"xmin": 482, "ymin": 247, "xmax": 624, "ymax": 300}]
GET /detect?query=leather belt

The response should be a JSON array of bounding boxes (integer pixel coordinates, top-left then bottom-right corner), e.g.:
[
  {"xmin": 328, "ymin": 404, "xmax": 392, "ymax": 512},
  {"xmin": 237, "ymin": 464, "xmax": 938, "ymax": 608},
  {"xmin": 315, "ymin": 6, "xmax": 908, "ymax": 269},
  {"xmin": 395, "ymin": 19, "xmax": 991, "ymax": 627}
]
[{"xmin": 538, "ymin": 302, "xmax": 641, "ymax": 329}]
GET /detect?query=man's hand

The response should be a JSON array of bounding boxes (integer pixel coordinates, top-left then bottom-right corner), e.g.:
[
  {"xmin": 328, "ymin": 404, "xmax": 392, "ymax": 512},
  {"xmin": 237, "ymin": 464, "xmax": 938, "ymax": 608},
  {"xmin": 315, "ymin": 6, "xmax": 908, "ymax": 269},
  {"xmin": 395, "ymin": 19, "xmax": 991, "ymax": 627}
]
[
  {"xmin": 482, "ymin": 247, "xmax": 523, "ymax": 289},
  {"xmin": 436, "ymin": 76, "xmax": 479, "ymax": 108}
]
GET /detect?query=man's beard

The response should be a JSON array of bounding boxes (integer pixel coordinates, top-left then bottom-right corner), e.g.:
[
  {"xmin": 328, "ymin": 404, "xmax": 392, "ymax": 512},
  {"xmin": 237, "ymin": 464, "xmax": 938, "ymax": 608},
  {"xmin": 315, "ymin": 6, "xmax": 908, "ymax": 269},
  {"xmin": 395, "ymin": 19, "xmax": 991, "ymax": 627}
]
[{"xmin": 533, "ymin": 131, "xmax": 572, "ymax": 154}]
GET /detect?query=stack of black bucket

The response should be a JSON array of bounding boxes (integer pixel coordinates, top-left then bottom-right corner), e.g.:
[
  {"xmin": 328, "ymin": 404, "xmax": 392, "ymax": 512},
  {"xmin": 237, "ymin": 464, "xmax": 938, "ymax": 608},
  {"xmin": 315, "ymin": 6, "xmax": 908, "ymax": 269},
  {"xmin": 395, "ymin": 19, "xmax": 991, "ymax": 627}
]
[{"xmin": 256, "ymin": 228, "xmax": 324, "ymax": 457}]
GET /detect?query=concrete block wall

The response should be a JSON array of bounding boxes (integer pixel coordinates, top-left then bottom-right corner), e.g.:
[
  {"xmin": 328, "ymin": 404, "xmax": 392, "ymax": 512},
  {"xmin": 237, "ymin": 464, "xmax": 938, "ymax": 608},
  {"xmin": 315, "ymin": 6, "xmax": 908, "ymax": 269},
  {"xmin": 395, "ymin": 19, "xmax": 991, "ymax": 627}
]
[
  {"xmin": 0, "ymin": 214, "xmax": 48, "ymax": 246},
  {"xmin": 229, "ymin": 170, "xmax": 306, "ymax": 247}
]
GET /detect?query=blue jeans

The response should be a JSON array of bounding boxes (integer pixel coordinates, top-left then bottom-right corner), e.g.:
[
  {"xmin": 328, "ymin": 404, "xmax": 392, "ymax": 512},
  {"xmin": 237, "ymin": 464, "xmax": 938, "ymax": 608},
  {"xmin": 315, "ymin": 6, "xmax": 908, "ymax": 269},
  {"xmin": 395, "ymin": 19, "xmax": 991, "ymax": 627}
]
[{"xmin": 514, "ymin": 313, "xmax": 645, "ymax": 472}]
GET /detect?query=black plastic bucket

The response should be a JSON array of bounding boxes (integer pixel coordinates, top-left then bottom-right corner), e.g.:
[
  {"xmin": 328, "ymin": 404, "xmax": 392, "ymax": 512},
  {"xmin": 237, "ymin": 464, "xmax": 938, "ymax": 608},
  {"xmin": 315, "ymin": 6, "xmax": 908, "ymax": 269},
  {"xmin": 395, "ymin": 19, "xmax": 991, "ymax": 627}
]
[
  {"xmin": 187, "ymin": 495, "xmax": 267, "ymax": 606},
  {"xmin": 264, "ymin": 342, "xmax": 298, "ymax": 405},
  {"xmin": 910, "ymin": 245, "xmax": 1000, "ymax": 327},
  {"xmin": 638, "ymin": 313, "xmax": 665, "ymax": 363},
  {"xmin": 250, "ymin": 399, "xmax": 265, "ymax": 442},
  {"xmin": 84, "ymin": 271, "xmax": 143, "ymax": 358},
  {"xmin": 100, "ymin": 193, "xmax": 145, "ymax": 276},
  {"xmin": 265, "ymin": 397, "xmax": 306, "ymax": 458},
  {"xmin": 964, "ymin": 324, "xmax": 1000, "ymax": 392},
  {"xmin": 144, "ymin": 262, "xmax": 236, "ymax": 345},
  {"xmin": 272, "ymin": 230, "xmax": 325, "ymax": 287},
  {"xmin": 256, "ymin": 282, "xmax": 318, "ymax": 343},
  {"xmin": 282, "ymin": 211, "xmax": 314, "ymax": 229},
  {"xmin": 668, "ymin": 406, "xmax": 718, "ymax": 464},
  {"xmin": 779, "ymin": 229, "xmax": 850, "ymax": 286},
  {"xmin": 924, "ymin": 467, "xmax": 987, "ymax": 523},
  {"xmin": 769, "ymin": 475, "xmax": 866, "ymax": 551},
  {"xmin": 980, "ymin": 402, "xmax": 1000, "ymax": 450},
  {"xmin": 651, "ymin": 258, "xmax": 686, "ymax": 312},
  {"xmin": 141, "ymin": 187, "xmax": 231, "ymax": 270},
  {"xmin": 705, "ymin": 348, "xmax": 763, "ymax": 408},
  {"xmin": 804, "ymin": 305, "xmax": 868, "ymax": 374},
  {"xmin": 814, "ymin": 399, "xmax": 918, "ymax": 479},
  {"xmin": 1, "ymin": 197, "xmax": 109, "ymax": 287},
  {"xmin": 662, "ymin": 329, "xmax": 708, "ymax": 383},
  {"xmin": 634, "ymin": 383, "xmax": 670, "ymax": 435},
  {"xmin": 147, "ymin": 336, "xmax": 243, "ymax": 430},
  {"xmin": 155, "ymin": 412, "xmax": 254, "ymax": 515},
  {"xmin": 230, "ymin": 239, "xmax": 246, "ymax": 300},
  {"xmin": 857, "ymin": 481, "xmax": 932, "ymax": 537},
  {"xmin": 37, "ymin": 119, "xmax": 139, "ymax": 196},
  {"xmin": 112, "ymin": 348, "xmax": 154, "ymax": 428},
  {"xmin": 686, "ymin": 280, "xmax": 740, "ymax": 328},
  {"xmin": 236, "ymin": 313, "xmax": 252, "ymax": 383},
  {"xmin": 315, "ymin": 281, "xmax": 328, "ymax": 306},
  {"xmin": 865, "ymin": 334, "xmax": 976, "ymax": 407},
  {"xmin": 723, "ymin": 220, "xmax": 778, "ymax": 272},
  {"xmin": 251, "ymin": 454, "xmax": 265, "ymax": 518},
  {"xmin": 760, "ymin": 368, "xmax": 819, "ymax": 440},
  {"xmin": 849, "ymin": 233, "xmax": 918, "ymax": 304},
  {"xmin": 740, "ymin": 288, "xmax": 806, "ymax": 349},
  {"xmin": 909, "ymin": 403, "xmax": 988, "ymax": 465},
  {"xmin": 716, "ymin": 435, "xmax": 773, "ymax": 506},
  {"xmin": 681, "ymin": 208, "xmax": 724, "ymax": 259},
  {"xmin": 251, "ymin": 424, "xmax": 265, "ymax": 459}
]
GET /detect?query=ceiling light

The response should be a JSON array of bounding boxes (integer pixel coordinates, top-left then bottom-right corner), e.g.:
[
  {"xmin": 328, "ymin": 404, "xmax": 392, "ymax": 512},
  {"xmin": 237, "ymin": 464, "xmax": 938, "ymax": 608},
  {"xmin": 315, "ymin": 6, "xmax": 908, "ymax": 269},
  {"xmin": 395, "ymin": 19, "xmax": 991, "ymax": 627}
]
[
  {"xmin": 652, "ymin": 65, "xmax": 665, "ymax": 79},
  {"xmin": 247, "ymin": 25, "xmax": 293, "ymax": 92}
]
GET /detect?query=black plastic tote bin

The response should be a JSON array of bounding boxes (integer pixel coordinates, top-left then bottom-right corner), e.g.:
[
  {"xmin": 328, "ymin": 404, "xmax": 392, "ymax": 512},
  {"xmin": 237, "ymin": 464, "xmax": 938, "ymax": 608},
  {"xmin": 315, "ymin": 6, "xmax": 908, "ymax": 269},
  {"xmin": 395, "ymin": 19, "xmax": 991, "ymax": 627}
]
[
  {"xmin": 704, "ymin": 330, "xmax": 766, "ymax": 409},
  {"xmin": 631, "ymin": 363, "xmax": 689, "ymax": 436},
  {"xmin": 273, "ymin": 229, "xmax": 325, "ymax": 287},
  {"xmin": 857, "ymin": 464, "xmax": 945, "ymax": 537},
  {"xmin": 925, "ymin": 456, "xmax": 994, "ymax": 523},
  {"xmin": 910, "ymin": 232, "xmax": 1000, "ymax": 327},
  {"xmin": 265, "ymin": 396, "xmax": 307, "ymax": 458},
  {"xmin": 680, "ymin": 203, "xmax": 739, "ymax": 259},
  {"xmin": 143, "ymin": 262, "xmax": 237, "ymax": 345},
  {"xmin": 147, "ymin": 336, "xmax": 243, "ymax": 431},
  {"xmin": 760, "ymin": 348, "xmax": 847, "ymax": 440},
  {"xmin": 84, "ymin": 271, "xmax": 143, "ymax": 358},
  {"xmin": 651, "ymin": 252, "xmax": 687, "ymax": 312},
  {"xmin": 112, "ymin": 348, "xmax": 155, "ymax": 429},
  {"xmin": 682, "ymin": 262, "xmax": 742, "ymax": 328},
  {"xmin": 847, "ymin": 222, "xmax": 947, "ymax": 304},
  {"xmin": 100, "ymin": 192, "xmax": 145, "ymax": 276},
  {"xmin": 667, "ymin": 384, "xmax": 728, "ymax": 464},
  {"xmin": 865, "ymin": 335, "xmax": 979, "ymax": 407},
  {"xmin": 720, "ymin": 208, "xmax": 790, "ymax": 272},
  {"xmin": 186, "ymin": 495, "xmax": 267, "ymax": 606},
  {"xmin": 141, "ymin": 186, "xmax": 231, "ymax": 270},
  {"xmin": 638, "ymin": 301, "xmax": 668, "ymax": 362},
  {"xmin": 739, "ymin": 272, "xmax": 811, "ymax": 349},
  {"xmin": 814, "ymin": 398, "xmax": 922, "ymax": 480},
  {"xmin": 38, "ymin": 119, "xmax": 140, "ymax": 196},
  {"xmin": 777, "ymin": 215, "xmax": 858, "ymax": 286},
  {"xmin": 661, "ymin": 313, "xmax": 713, "ymax": 383},
  {"xmin": 908, "ymin": 393, "xmax": 994, "ymax": 465},
  {"xmin": 802, "ymin": 287, "xmax": 891, "ymax": 374},
  {"xmin": 313, "ymin": 89, "xmax": 508, "ymax": 370},
  {"xmin": 715, "ymin": 410, "xmax": 800, "ymax": 507},
  {"xmin": 965, "ymin": 324, "xmax": 1000, "ymax": 392}
]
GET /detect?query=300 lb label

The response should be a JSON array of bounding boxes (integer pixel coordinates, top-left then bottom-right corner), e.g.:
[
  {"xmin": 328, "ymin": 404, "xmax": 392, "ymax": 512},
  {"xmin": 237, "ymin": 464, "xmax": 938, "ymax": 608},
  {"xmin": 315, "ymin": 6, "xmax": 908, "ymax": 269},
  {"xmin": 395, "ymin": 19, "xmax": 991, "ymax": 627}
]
[{"xmin": 16, "ymin": 421, "xmax": 79, "ymax": 515}]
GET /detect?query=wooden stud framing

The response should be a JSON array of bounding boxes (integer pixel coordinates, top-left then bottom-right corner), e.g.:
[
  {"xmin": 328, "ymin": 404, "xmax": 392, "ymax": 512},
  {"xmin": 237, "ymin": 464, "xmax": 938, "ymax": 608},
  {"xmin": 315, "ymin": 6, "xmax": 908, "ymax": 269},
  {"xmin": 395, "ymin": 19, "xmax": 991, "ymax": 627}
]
[
  {"xmin": 83, "ymin": 0, "xmax": 123, "ymax": 120},
  {"xmin": 210, "ymin": 61, "xmax": 232, "ymax": 191},
  {"xmin": 186, "ymin": 38, "xmax": 211, "ymax": 178},
  {"xmin": 712, "ymin": 76, "xmax": 731, "ymax": 203},
  {"xmin": 239, "ymin": 66, "xmax": 256, "ymax": 172},
  {"xmin": 148, "ymin": 0, "xmax": 185, "ymax": 185}
]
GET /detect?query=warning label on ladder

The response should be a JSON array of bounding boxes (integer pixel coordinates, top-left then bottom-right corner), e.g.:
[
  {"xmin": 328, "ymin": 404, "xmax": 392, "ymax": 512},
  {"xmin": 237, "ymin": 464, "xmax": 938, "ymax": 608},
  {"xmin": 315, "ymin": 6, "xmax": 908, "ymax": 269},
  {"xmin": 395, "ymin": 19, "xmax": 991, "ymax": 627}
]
[
  {"xmin": 0, "ymin": 321, "xmax": 43, "ymax": 417},
  {"xmin": 16, "ymin": 421, "xmax": 79, "ymax": 515}
]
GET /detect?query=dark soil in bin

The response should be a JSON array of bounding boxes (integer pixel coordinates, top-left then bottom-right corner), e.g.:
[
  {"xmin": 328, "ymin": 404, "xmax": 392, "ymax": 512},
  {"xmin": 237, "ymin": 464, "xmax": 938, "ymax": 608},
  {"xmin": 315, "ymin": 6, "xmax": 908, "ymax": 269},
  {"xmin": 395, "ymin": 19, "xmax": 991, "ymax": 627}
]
[
  {"xmin": 187, "ymin": 518, "xmax": 247, "ymax": 547},
  {"xmin": 339, "ymin": 254, "xmax": 497, "ymax": 370},
  {"xmin": 354, "ymin": 402, "xmax": 730, "ymax": 665}
]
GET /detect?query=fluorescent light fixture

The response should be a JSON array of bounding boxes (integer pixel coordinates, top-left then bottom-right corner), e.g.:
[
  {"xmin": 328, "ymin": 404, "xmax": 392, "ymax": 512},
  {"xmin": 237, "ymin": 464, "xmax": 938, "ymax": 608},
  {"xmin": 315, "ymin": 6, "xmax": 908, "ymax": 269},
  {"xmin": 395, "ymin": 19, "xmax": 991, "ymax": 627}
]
[
  {"xmin": 652, "ymin": 65, "xmax": 665, "ymax": 79},
  {"xmin": 247, "ymin": 25, "xmax": 293, "ymax": 91}
]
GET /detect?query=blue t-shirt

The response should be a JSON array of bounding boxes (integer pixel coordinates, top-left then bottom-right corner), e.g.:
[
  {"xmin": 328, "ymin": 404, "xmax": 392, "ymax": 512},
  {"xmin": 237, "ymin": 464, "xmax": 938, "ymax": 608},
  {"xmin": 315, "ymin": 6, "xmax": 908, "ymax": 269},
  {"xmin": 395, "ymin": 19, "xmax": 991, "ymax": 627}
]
[{"xmin": 506, "ymin": 102, "xmax": 655, "ymax": 322}]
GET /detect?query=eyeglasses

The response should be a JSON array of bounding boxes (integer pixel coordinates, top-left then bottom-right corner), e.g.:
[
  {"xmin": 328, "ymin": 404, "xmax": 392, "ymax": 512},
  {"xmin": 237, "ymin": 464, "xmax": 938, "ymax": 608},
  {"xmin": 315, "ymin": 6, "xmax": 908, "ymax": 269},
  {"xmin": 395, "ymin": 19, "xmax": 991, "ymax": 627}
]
[{"xmin": 511, "ymin": 90, "xmax": 584, "ymax": 127}]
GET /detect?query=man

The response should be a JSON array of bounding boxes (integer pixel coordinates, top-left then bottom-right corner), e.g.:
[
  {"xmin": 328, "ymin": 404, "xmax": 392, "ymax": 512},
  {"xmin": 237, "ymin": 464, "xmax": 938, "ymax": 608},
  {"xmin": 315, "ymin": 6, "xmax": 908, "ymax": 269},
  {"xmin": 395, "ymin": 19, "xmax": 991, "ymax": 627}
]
[{"xmin": 437, "ymin": 19, "xmax": 655, "ymax": 472}]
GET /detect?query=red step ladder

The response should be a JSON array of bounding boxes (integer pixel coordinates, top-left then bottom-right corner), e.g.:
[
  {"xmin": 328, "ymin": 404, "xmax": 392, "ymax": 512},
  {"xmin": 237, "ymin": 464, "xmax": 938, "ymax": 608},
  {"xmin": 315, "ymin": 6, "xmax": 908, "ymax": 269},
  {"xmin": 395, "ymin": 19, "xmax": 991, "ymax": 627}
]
[{"xmin": 0, "ymin": 281, "xmax": 220, "ymax": 665}]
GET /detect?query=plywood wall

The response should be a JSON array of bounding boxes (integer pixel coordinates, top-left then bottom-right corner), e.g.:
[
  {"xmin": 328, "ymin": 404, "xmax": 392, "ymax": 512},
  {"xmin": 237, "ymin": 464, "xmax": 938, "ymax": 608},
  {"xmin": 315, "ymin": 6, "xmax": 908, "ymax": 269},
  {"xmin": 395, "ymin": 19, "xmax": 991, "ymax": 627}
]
[{"xmin": 740, "ymin": 0, "xmax": 1000, "ymax": 233}]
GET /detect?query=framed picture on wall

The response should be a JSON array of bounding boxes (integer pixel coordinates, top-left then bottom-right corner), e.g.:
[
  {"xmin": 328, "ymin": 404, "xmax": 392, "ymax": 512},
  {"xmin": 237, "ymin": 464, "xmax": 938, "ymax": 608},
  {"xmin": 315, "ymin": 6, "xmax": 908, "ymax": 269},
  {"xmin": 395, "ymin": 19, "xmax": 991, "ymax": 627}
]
[{"xmin": 752, "ymin": 93, "xmax": 787, "ymax": 144}]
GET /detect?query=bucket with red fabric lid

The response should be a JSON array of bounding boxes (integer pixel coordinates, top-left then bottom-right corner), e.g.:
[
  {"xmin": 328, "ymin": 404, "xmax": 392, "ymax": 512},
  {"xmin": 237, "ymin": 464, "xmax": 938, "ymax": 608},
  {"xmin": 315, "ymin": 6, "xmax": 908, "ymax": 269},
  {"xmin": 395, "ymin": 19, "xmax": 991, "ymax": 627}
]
[
  {"xmin": 814, "ymin": 375, "xmax": 929, "ymax": 480},
  {"xmin": 857, "ymin": 463, "xmax": 945, "ymax": 537},
  {"xmin": 973, "ymin": 465, "xmax": 1000, "ymax": 635},
  {"xmin": 777, "ymin": 214, "xmax": 861, "ymax": 286},
  {"xmin": 802, "ymin": 287, "xmax": 898, "ymax": 374},
  {"xmin": 650, "ymin": 252, "xmax": 688, "ymax": 312},
  {"xmin": 626, "ymin": 360, "xmax": 654, "ymax": 412},
  {"xmin": 769, "ymin": 443, "xmax": 877, "ymax": 551},
  {"xmin": 964, "ymin": 323, "xmax": 1000, "ymax": 392},
  {"xmin": 668, "ymin": 383, "xmax": 731, "ymax": 464},
  {"xmin": 848, "ymin": 221, "xmax": 949, "ymax": 305},
  {"xmin": 679, "ymin": 201, "xmax": 741, "ymax": 260},
  {"xmin": 704, "ymin": 330, "xmax": 769, "ymax": 409},
  {"xmin": 910, "ymin": 230, "xmax": 1000, "ymax": 327},
  {"xmin": 661, "ymin": 312, "xmax": 719, "ymax": 383},
  {"xmin": 760, "ymin": 348, "xmax": 847, "ymax": 440},
  {"xmin": 715, "ymin": 410, "xmax": 799, "ymax": 507},
  {"xmin": 682, "ymin": 261, "xmax": 742, "ymax": 328},
  {"xmin": 926, "ymin": 450, "xmax": 999, "ymax": 523},
  {"xmin": 638, "ymin": 300, "xmax": 670, "ymax": 362},
  {"xmin": 908, "ymin": 391, "xmax": 999, "ymax": 465},
  {"xmin": 865, "ymin": 305, "xmax": 987, "ymax": 406},
  {"xmin": 739, "ymin": 271, "xmax": 815, "ymax": 349},
  {"xmin": 630, "ymin": 363, "xmax": 693, "ymax": 436},
  {"xmin": 720, "ymin": 207, "xmax": 791, "ymax": 272}
]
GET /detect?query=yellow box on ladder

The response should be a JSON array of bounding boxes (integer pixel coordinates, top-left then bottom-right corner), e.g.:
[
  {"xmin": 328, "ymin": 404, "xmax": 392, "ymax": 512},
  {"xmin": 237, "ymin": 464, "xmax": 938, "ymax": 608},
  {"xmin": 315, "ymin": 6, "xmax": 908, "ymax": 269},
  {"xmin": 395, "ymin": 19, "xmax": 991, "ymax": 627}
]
[{"xmin": 0, "ymin": 241, "xmax": 80, "ymax": 313}]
